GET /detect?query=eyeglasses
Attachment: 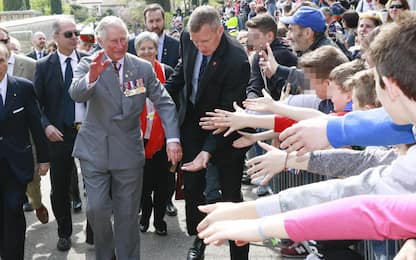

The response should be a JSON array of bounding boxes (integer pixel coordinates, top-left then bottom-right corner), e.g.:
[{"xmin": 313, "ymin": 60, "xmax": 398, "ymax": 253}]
[
  {"xmin": 63, "ymin": 30, "xmax": 80, "ymax": 38},
  {"xmin": 0, "ymin": 38, "xmax": 9, "ymax": 44},
  {"xmin": 389, "ymin": 4, "xmax": 403, "ymax": 9}
]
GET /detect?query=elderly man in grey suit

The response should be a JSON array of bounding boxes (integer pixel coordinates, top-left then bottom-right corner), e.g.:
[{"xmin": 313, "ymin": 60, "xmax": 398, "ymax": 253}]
[{"xmin": 69, "ymin": 16, "xmax": 182, "ymax": 259}]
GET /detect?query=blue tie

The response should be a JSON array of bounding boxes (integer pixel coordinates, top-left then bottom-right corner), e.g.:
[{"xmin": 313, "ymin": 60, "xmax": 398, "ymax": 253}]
[
  {"xmin": 64, "ymin": 57, "xmax": 75, "ymax": 126},
  {"xmin": 198, "ymin": 55, "xmax": 208, "ymax": 83}
]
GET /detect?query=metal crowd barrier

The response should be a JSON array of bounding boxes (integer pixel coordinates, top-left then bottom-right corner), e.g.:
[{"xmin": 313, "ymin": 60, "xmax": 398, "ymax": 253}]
[{"xmin": 268, "ymin": 171, "xmax": 402, "ymax": 260}]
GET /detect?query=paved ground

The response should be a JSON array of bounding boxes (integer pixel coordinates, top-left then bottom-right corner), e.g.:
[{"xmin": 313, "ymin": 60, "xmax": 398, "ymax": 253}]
[{"xmin": 24, "ymin": 170, "xmax": 279, "ymax": 260}]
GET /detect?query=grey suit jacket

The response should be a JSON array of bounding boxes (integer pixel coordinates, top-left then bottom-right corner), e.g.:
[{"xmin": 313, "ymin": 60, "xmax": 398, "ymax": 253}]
[
  {"xmin": 13, "ymin": 54, "xmax": 36, "ymax": 81},
  {"xmin": 69, "ymin": 53, "xmax": 179, "ymax": 171}
]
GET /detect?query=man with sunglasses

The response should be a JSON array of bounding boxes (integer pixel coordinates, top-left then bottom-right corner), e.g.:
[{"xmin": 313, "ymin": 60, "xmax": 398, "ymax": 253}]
[{"xmin": 33, "ymin": 17, "xmax": 88, "ymax": 252}]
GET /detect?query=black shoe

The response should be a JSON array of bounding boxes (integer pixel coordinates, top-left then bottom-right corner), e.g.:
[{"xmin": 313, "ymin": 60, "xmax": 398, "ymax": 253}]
[
  {"xmin": 73, "ymin": 199, "xmax": 82, "ymax": 213},
  {"xmin": 140, "ymin": 223, "xmax": 149, "ymax": 233},
  {"xmin": 155, "ymin": 228, "xmax": 167, "ymax": 236},
  {"xmin": 57, "ymin": 237, "xmax": 71, "ymax": 251},
  {"xmin": 187, "ymin": 238, "xmax": 206, "ymax": 260},
  {"xmin": 166, "ymin": 201, "xmax": 177, "ymax": 217},
  {"xmin": 23, "ymin": 202, "xmax": 33, "ymax": 212}
]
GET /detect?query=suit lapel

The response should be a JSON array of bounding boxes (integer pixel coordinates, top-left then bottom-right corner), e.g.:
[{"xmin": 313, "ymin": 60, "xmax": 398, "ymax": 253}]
[
  {"xmin": 4, "ymin": 77, "xmax": 17, "ymax": 115},
  {"xmin": 187, "ymin": 47, "xmax": 198, "ymax": 100},
  {"xmin": 49, "ymin": 52, "xmax": 65, "ymax": 89},
  {"xmin": 101, "ymin": 54, "xmax": 123, "ymax": 104}
]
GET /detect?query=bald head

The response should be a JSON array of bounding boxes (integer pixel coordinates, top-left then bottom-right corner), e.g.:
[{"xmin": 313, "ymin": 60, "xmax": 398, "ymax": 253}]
[{"xmin": 32, "ymin": 31, "xmax": 46, "ymax": 50}]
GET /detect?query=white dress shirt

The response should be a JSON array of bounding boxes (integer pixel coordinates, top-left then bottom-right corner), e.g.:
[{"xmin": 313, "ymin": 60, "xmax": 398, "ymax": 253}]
[
  {"xmin": 0, "ymin": 74, "xmax": 7, "ymax": 105},
  {"xmin": 57, "ymin": 50, "xmax": 86, "ymax": 123}
]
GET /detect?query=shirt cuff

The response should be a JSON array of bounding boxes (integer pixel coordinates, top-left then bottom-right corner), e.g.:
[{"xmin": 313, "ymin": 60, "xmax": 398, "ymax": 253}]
[
  {"xmin": 255, "ymin": 194, "xmax": 282, "ymax": 217},
  {"xmin": 166, "ymin": 138, "xmax": 180, "ymax": 144},
  {"xmin": 86, "ymin": 74, "xmax": 99, "ymax": 89}
]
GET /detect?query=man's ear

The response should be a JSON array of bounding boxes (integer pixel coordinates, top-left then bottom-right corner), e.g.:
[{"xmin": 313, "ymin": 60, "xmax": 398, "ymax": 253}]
[
  {"xmin": 304, "ymin": 28, "xmax": 314, "ymax": 40},
  {"xmin": 382, "ymin": 76, "xmax": 402, "ymax": 101}
]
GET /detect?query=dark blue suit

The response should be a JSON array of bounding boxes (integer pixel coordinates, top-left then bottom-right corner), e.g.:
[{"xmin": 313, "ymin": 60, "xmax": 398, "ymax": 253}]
[
  {"xmin": 33, "ymin": 51, "xmax": 87, "ymax": 240},
  {"xmin": 0, "ymin": 75, "xmax": 48, "ymax": 260},
  {"xmin": 128, "ymin": 33, "xmax": 180, "ymax": 68}
]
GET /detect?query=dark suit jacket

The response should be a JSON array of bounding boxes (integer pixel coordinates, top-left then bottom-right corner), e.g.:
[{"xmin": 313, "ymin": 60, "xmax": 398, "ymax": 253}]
[
  {"xmin": 164, "ymin": 31, "xmax": 250, "ymax": 157},
  {"xmin": 34, "ymin": 51, "xmax": 88, "ymax": 131},
  {"xmin": 26, "ymin": 49, "xmax": 48, "ymax": 60},
  {"xmin": 128, "ymin": 33, "xmax": 180, "ymax": 68},
  {"xmin": 0, "ymin": 76, "xmax": 49, "ymax": 184}
]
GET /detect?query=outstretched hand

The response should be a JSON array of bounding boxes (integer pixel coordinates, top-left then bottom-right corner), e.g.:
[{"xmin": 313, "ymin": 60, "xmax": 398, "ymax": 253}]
[
  {"xmin": 246, "ymin": 141, "xmax": 287, "ymax": 185},
  {"xmin": 279, "ymin": 117, "xmax": 331, "ymax": 156},
  {"xmin": 89, "ymin": 50, "xmax": 111, "ymax": 83},
  {"xmin": 200, "ymin": 102, "xmax": 248, "ymax": 137},
  {"xmin": 243, "ymin": 89, "xmax": 275, "ymax": 113}
]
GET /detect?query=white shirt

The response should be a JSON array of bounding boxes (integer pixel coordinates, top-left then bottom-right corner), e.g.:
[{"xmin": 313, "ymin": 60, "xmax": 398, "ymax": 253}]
[
  {"xmin": 0, "ymin": 74, "xmax": 7, "ymax": 105},
  {"xmin": 57, "ymin": 50, "xmax": 86, "ymax": 123},
  {"xmin": 190, "ymin": 52, "xmax": 211, "ymax": 104},
  {"xmin": 111, "ymin": 57, "xmax": 125, "ymax": 85},
  {"xmin": 158, "ymin": 33, "xmax": 165, "ymax": 61},
  {"xmin": 7, "ymin": 53, "xmax": 15, "ymax": 76}
]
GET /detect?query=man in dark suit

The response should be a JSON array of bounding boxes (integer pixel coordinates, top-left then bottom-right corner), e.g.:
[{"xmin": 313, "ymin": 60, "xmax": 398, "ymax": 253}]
[
  {"xmin": 128, "ymin": 4, "xmax": 180, "ymax": 68},
  {"xmin": 164, "ymin": 6, "xmax": 250, "ymax": 260},
  {"xmin": 33, "ymin": 17, "xmax": 87, "ymax": 252},
  {"xmin": 26, "ymin": 32, "xmax": 48, "ymax": 60},
  {"xmin": 0, "ymin": 43, "xmax": 49, "ymax": 260},
  {"xmin": 128, "ymin": 3, "xmax": 181, "ymax": 216}
]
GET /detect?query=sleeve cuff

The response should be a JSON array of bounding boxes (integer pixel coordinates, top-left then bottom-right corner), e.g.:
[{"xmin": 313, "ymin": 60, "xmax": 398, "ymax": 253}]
[
  {"xmin": 327, "ymin": 116, "xmax": 346, "ymax": 148},
  {"xmin": 255, "ymin": 194, "xmax": 282, "ymax": 217},
  {"xmin": 166, "ymin": 138, "xmax": 180, "ymax": 144}
]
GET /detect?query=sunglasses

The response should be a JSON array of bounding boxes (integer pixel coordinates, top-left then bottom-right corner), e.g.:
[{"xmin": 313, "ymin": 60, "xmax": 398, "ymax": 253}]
[
  {"xmin": 63, "ymin": 30, "xmax": 80, "ymax": 38},
  {"xmin": 0, "ymin": 38, "xmax": 9, "ymax": 44},
  {"xmin": 389, "ymin": 4, "xmax": 403, "ymax": 9}
]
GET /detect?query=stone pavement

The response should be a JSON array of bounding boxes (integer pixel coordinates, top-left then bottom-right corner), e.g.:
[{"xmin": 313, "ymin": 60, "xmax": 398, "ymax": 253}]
[{"xmin": 24, "ymin": 171, "xmax": 279, "ymax": 260}]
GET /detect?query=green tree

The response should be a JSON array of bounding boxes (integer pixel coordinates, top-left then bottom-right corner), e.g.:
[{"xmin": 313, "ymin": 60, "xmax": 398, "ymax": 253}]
[
  {"xmin": 50, "ymin": 0, "xmax": 62, "ymax": 14},
  {"xmin": 30, "ymin": 0, "xmax": 50, "ymax": 14},
  {"xmin": 3, "ymin": 0, "xmax": 24, "ymax": 10},
  {"xmin": 144, "ymin": 0, "xmax": 171, "ymax": 12},
  {"xmin": 71, "ymin": 4, "xmax": 89, "ymax": 22}
]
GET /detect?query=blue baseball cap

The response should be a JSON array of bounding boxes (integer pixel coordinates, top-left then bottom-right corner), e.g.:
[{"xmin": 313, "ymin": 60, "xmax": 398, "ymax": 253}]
[{"xmin": 280, "ymin": 6, "xmax": 327, "ymax": 33}]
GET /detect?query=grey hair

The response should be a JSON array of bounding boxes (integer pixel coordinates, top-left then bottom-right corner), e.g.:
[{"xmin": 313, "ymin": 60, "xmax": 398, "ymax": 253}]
[
  {"xmin": 188, "ymin": 5, "xmax": 221, "ymax": 33},
  {"xmin": 95, "ymin": 16, "xmax": 128, "ymax": 42},
  {"xmin": 134, "ymin": 31, "xmax": 159, "ymax": 52},
  {"xmin": 52, "ymin": 17, "xmax": 75, "ymax": 35}
]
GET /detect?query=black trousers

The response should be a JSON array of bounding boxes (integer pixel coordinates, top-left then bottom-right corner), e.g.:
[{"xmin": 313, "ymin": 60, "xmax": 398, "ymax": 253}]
[
  {"xmin": 48, "ymin": 126, "xmax": 76, "ymax": 239},
  {"xmin": 140, "ymin": 147, "xmax": 170, "ymax": 229},
  {"xmin": 181, "ymin": 108, "xmax": 249, "ymax": 260},
  {"xmin": 0, "ymin": 159, "xmax": 27, "ymax": 260}
]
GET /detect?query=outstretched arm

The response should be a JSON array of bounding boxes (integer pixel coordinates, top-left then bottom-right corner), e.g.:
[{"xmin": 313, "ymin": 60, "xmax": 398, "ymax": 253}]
[{"xmin": 198, "ymin": 195, "xmax": 416, "ymax": 246}]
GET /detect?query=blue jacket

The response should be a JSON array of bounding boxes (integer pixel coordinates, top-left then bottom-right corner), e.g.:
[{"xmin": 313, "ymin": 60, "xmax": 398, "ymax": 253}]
[{"xmin": 327, "ymin": 107, "xmax": 415, "ymax": 147}]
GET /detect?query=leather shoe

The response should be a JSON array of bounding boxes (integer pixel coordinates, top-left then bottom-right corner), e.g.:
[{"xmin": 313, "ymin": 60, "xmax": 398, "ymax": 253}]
[
  {"xmin": 139, "ymin": 223, "xmax": 149, "ymax": 233},
  {"xmin": 23, "ymin": 202, "xmax": 33, "ymax": 212},
  {"xmin": 155, "ymin": 227, "xmax": 167, "ymax": 236},
  {"xmin": 187, "ymin": 238, "xmax": 206, "ymax": 260},
  {"xmin": 35, "ymin": 204, "xmax": 49, "ymax": 224},
  {"xmin": 73, "ymin": 199, "xmax": 82, "ymax": 213},
  {"xmin": 57, "ymin": 237, "xmax": 71, "ymax": 251},
  {"xmin": 166, "ymin": 201, "xmax": 177, "ymax": 217}
]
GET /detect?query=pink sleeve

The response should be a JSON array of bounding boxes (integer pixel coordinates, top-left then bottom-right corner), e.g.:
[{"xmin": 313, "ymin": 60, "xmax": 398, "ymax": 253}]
[{"xmin": 284, "ymin": 195, "xmax": 416, "ymax": 242}]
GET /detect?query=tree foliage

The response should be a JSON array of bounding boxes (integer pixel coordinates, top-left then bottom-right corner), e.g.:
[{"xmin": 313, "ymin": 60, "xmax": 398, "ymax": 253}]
[
  {"xmin": 70, "ymin": 4, "xmax": 89, "ymax": 22},
  {"xmin": 144, "ymin": 0, "xmax": 170, "ymax": 12},
  {"xmin": 3, "ymin": 0, "xmax": 24, "ymax": 11},
  {"xmin": 50, "ymin": 0, "xmax": 62, "ymax": 14}
]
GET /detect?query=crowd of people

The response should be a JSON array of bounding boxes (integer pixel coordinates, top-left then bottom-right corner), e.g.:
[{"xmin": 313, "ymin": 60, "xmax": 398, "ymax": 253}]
[{"xmin": 0, "ymin": 1, "xmax": 416, "ymax": 260}]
